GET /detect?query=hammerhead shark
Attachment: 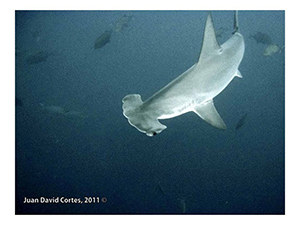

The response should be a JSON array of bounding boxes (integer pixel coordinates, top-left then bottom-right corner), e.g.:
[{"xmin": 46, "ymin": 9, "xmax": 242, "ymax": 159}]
[{"xmin": 122, "ymin": 11, "xmax": 245, "ymax": 136}]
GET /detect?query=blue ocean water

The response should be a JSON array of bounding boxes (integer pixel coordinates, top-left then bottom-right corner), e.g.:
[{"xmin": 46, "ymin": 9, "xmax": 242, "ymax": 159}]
[{"xmin": 15, "ymin": 10, "xmax": 284, "ymax": 214}]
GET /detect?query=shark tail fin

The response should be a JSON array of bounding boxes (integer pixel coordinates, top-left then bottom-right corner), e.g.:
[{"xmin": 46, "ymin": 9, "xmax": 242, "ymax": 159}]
[{"xmin": 122, "ymin": 94, "xmax": 167, "ymax": 136}]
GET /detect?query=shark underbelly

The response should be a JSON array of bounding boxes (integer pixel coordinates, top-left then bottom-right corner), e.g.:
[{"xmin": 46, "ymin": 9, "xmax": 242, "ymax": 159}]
[{"xmin": 140, "ymin": 65, "xmax": 237, "ymax": 120}]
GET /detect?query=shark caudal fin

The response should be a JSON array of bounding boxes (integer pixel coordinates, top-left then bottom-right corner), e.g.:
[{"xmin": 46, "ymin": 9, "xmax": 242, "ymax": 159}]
[
  {"xmin": 122, "ymin": 94, "xmax": 167, "ymax": 136},
  {"xmin": 232, "ymin": 10, "xmax": 239, "ymax": 34}
]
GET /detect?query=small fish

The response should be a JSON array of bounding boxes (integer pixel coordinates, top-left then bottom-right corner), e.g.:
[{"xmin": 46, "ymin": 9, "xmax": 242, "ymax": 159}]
[
  {"xmin": 263, "ymin": 44, "xmax": 283, "ymax": 56},
  {"xmin": 250, "ymin": 32, "xmax": 272, "ymax": 45},
  {"xmin": 26, "ymin": 51, "xmax": 51, "ymax": 65},
  {"xmin": 94, "ymin": 29, "xmax": 113, "ymax": 49},
  {"xmin": 64, "ymin": 111, "xmax": 87, "ymax": 119},
  {"xmin": 114, "ymin": 14, "xmax": 133, "ymax": 33},
  {"xmin": 235, "ymin": 113, "xmax": 247, "ymax": 130},
  {"xmin": 39, "ymin": 103, "xmax": 66, "ymax": 115}
]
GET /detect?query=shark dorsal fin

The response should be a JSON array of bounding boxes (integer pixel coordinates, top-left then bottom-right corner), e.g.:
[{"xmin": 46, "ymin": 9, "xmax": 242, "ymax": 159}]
[{"xmin": 197, "ymin": 13, "xmax": 221, "ymax": 64}]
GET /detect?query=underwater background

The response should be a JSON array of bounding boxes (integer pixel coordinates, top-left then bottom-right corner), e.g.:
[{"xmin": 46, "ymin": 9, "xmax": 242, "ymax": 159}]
[{"xmin": 15, "ymin": 10, "xmax": 284, "ymax": 214}]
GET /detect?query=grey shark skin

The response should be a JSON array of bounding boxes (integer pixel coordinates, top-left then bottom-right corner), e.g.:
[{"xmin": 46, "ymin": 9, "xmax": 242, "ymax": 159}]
[{"xmin": 122, "ymin": 12, "xmax": 245, "ymax": 136}]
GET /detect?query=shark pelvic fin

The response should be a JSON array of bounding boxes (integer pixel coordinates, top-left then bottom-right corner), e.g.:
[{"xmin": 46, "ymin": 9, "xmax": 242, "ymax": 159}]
[
  {"xmin": 235, "ymin": 70, "xmax": 243, "ymax": 78},
  {"xmin": 193, "ymin": 99, "xmax": 227, "ymax": 130}
]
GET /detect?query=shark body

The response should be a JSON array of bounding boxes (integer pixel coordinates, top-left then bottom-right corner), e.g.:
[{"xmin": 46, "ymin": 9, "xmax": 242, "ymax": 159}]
[{"xmin": 122, "ymin": 12, "xmax": 245, "ymax": 136}]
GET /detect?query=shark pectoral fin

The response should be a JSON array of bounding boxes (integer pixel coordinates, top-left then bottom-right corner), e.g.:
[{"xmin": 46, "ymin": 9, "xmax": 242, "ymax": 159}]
[{"xmin": 193, "ymin": 100, "xmax": 227, "ymax": 130}]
